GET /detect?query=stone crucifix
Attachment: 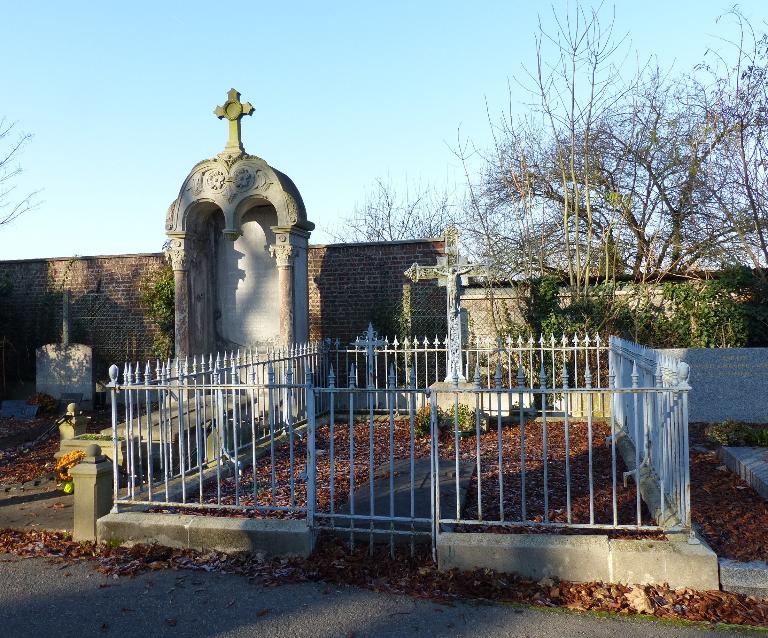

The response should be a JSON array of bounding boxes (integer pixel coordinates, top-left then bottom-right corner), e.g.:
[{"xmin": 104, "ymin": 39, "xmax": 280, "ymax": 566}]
[
  {"xmin": 405, "ymin": 227, "xmax": 488, "ymax": 383},
  {"xmin": 214, "ymin": 88, "xmax": 253, "ymax": 156}
]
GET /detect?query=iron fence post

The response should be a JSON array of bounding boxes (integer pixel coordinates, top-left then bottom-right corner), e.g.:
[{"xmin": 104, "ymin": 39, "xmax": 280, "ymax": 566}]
[
  {"xmin": 108, "ymin": 364, "xmax": 120, "ymax": 513},
  {"xmin": 305, "ymin": 370, "xmax": 316, "ymax": 530}
]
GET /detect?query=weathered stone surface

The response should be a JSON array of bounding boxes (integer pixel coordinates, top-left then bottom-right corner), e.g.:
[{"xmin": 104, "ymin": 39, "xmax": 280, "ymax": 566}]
[
  {"xmin": 718, "ymin": 446, "xmax": 768, "ymax": 500},
  {"xmin": 720, "ymin": 558, "xmax": 768, "ymax": 597},
  {"xmin": 97, "ymin": 511, "xmax": 315, "ymax": 558},
  {"xmin": 69, "ymin": 445, "xmax": 113, "ymax": 542},
  {"xmin": 166, "ymin": 89, "xmax": 314, "ymax": 355},
  {"xmin": 659, "ymin": 348, "xmax": 768, "ymax": 423},
  {"xmin": 36, "ymin": 343, "xmax": 93, "ymax": 402},
  {"xmin": 437, "ymin": 532, "xmax": 720, "ymax": 589}
]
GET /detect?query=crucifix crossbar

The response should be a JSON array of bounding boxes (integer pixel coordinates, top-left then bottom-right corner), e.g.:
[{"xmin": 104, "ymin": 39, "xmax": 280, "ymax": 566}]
[{"xmin": 404, "ymin": 227, "xmax": 488, "ymax": 383}]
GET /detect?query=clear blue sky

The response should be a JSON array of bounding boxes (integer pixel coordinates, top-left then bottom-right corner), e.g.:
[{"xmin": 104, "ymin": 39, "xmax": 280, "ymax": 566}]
[{"xmin": 0, "ymin": 1, "xmax": 764, "ymax": 260}]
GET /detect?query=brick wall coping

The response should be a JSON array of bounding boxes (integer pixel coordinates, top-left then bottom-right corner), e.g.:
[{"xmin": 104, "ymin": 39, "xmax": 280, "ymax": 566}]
[
  {"xmin": 0, "ymin": 239, "xmax": 444, "ymax": 266},
  {"xmin": 307, "ymin": 237, "xmax": 443, "ymax": 249},
  {"xmin": 0, "ymin": 253, "xmax": 164, "ymax": 265}
]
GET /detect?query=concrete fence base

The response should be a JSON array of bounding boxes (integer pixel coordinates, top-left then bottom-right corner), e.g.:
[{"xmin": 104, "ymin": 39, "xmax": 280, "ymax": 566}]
[
  {"xmin": 97, "ymin": 511, "xmax": 315, "ymax": 558},
  {"xmin": 436, "ymin": 532, "xmax": 719, "ymax": 590}
]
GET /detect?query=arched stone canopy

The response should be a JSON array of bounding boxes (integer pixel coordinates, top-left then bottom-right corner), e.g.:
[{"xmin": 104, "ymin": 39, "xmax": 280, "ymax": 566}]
[
  {"xmin": 165, "ymin": 89, "xmax": 313, "ymax": 357},
  {"xmin": 165, "ymin": 154, "xmax": 314, "ymax": 238}
]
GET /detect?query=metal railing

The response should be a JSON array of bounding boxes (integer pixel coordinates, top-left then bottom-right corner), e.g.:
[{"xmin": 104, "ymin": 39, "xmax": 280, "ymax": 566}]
[
  {"xmin": 106, "ymin": 332, "xmax": 690, "ymax": 556},
  {"xmin": 609, "ymin": 336, "xmax": 691, "ymax": 529}
]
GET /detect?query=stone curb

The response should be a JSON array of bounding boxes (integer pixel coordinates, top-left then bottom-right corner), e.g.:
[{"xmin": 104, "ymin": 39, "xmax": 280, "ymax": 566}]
[
  {"xmin": 719, "ymin": 558, "xmax": 768, "ymax": 598},
  {"xmin": 717, "ymin": 446, "xmax": 768, "ymax": 500},
  {"xmin": 436, "ymin": 531, "xmax": 720, "ymax": 590},
  {"xmin": 97, "ymin": 511, "xmax": 315, "ymax": 558}
]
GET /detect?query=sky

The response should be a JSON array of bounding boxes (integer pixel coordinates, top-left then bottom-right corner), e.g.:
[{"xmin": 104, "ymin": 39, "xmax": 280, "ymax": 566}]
[{"xmin": 0, "ymin": 1, "xmax": 765, "ymax": 260}]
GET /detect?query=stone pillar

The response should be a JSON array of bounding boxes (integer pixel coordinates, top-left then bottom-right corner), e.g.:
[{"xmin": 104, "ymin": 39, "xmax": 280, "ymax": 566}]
[
  {"xmin": 167, "ymin": 238, "xmax": 189, "ymax": 358},
  {"xmin": 69, "ymin": 444, "xmax": 113, "ymax": 542},
  {"xmin": 270, "ymin": 240, "xmax": 295, "ymax": 347}
]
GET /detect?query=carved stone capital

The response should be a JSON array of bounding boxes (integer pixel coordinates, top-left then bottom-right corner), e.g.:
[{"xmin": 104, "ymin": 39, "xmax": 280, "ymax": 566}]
[
  {"xmin": 269, "ymin": 243, "xmax": 296, "ymax": 268},
  {"xmin": 222, "ymin": 229, "xmax": 241, "ymax": 241},
  {"xmin": 166, "ymin": 239, "xmax": 188, "ymax": 271}
]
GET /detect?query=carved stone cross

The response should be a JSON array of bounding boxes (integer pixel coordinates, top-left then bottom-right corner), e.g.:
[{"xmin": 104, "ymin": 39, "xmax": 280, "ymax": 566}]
[
  {"xmin": 405, "ymin": 227, "xmax": 488, "ymax": 383},
  {"xmin": 214, "ymin": 88, "xmax": 253, "ymax": 155}
]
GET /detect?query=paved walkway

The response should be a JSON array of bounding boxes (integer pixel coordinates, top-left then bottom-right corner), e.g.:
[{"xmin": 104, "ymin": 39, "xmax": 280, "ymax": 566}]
[
  {"xmin": 0, "ymin": 556, "xmax": 753, "ymax": 638},
  {"xmin": 0, "ymin": 484, "xmax": 73, "ymax": 532}
]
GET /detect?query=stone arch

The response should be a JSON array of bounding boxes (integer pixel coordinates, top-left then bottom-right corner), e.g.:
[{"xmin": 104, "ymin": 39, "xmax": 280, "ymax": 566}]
[{"xmin": 166, "ymin": 156, "xmax": 313, "ymax": 238}]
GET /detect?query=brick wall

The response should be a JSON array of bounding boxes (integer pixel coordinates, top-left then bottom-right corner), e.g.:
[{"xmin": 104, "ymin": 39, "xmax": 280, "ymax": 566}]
[
  {"xmin": 308, "ymin": 239, "xmax": 447, "ymax": 342},
  {"xmin": 0, "ymin": 240, "xmax": 448, "ymax": 387},
  {"xmin": 0, "ymin": 253, "xmax": 167, "ymax": 383}
]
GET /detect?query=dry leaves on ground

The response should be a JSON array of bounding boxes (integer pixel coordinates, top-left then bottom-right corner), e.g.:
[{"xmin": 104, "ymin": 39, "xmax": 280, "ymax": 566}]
[{"xmin": 0, "ymin": 528, "xmax": 766, "ymax": 628}]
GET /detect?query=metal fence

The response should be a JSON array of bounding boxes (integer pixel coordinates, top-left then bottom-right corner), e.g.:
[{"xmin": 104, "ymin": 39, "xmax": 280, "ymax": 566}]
[
  {"xmin": 106, "ymin": 332, "xmax": 691, "ymax": 556},
  {"xmin": 609, "ymin": 336, "xmax": 692, "ymax": 529}
]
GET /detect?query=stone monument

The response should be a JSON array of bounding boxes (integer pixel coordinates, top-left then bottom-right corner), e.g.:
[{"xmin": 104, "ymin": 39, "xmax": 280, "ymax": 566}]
[
  {"xmin": 164, "ymin": 89, "xmax": 314, "ymax": 356},
  {"xmin": 405, "ymin": 226, "xmax": 488, "ymax": 383},
  {"xmin": 36, "ymin": 290, "xmax": 94, "ymax": 405}
]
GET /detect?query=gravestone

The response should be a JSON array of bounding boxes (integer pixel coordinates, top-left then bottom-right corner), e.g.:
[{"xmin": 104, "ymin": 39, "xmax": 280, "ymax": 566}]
[
  {"xmin": 164, "ymin": 89, "xmax": 314, "ymax": 356},
  {"xmin": 0, "ymin": 400, "xmax": 38, "ymax": 420},
  {"xmin": 35, "ymin": 290, "xmax": 94, "ymax": 404},
  {"xmin": 659, "ymin": 347, "xmax": 768, "ymax": 423}
]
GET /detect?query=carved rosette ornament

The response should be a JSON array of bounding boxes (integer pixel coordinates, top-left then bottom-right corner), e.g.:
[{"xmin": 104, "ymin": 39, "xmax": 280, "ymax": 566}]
[
  {"xmin": 205, "ymin": 168, "xmax": 226, "ymax": 192},
  {"xmin": 166, "ymin": 239, "xmax": 188, "ymax": 271},
  {"xmin": 269, "ymin": 243, "xmax": 295, "ymax": 268}
]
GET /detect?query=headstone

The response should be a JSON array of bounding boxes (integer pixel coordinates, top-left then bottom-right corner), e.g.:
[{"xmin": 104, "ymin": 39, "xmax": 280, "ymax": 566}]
[
  {"xmin": 36, "ymin": 343, "xmax": 94, "ymax": 403},
  {"xmin": 659, "ymin": 347, "xmax": 768, "ymax": 423},
  {"xmin": 0, "ymin": 400, "xmax": 38, "ymax": 420},
  {"xmin": 164, "ymin": 89, "xmax": 314, "ymax": 356}
]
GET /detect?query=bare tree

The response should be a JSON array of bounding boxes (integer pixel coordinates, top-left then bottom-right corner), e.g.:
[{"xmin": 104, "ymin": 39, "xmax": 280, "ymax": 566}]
[
  {"xmin": 460, "ymin": 4, "xmax": 768, "ymax": 293},
  {"xmin": 327, "ymin": 177, "xmax": 456, "ymax": 242},
  {"xmin": 0, "ymin": 118, "xmax": 38, "ymax": 226}
]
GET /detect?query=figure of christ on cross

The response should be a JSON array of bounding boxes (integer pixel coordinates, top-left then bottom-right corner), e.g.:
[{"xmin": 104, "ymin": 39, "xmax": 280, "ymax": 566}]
[{"xmin": 404, "ymin": 227, "xmax": 488, "ymax": 383}]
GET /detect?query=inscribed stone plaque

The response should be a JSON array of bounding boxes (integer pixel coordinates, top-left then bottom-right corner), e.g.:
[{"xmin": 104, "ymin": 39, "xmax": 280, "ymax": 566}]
[
  {"xmin": 0, "ymin": 401, "xmax": 39, "ymax": 420},
  {"xmin": 659, "ymin": 348, "xmax": 768, "ymax": 423}
]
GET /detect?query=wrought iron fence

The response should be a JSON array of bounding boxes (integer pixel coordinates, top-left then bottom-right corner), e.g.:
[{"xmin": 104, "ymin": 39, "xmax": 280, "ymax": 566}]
[
  {"xmin": 609, "ymin": 336, "xmax": 692, "ymax": 529},
  {"xmin": 106, "ymin": 332, "xmax": 690, "ymax": 556}
]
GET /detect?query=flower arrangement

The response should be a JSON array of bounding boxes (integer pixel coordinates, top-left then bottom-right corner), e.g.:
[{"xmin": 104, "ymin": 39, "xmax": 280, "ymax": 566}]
[{"xmin": 55, "ymin": 450, "xmax": 85, "ymax": 494}]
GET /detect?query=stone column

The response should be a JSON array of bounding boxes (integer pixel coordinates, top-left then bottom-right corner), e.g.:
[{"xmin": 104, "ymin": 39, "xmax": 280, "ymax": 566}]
[
  {"xmin": 270, "ymin": 241, "xmax": 296, "ymax": 347},
  {"xmin": 69, "ymin": 444, "xmax": 113, "ymax": 542},
  {"xmin": 167, "ymin": 238, "xmax": 190, "ymax": 358}
]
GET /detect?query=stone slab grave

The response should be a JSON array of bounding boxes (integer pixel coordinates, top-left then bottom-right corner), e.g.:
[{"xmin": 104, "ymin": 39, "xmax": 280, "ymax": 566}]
[
  {"xmin": 718, "ymin": 446, "xmax": 768, "ymax": 500},
  {"xmin": 660, "ymin": 347, "xmax": 768, "ymax": 423},
  {"xmin": 338, "ymin": 457, "xmax": 475, "ymax": 537},
  {"xmin": 0, "ymin": 400, "xmax": 38, "ymax": 420}
]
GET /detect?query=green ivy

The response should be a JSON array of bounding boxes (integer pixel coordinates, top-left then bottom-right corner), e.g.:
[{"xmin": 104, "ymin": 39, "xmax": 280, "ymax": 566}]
[
  {"xmin": 139, "ymin": 263, "xmax": 175, "ymax": 359},
  {"xmin": 501, "ymin": 268, "xmax": 768, "ymax": 349}
]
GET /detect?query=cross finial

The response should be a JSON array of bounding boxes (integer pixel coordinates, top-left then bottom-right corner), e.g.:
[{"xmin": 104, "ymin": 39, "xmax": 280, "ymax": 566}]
[{"xmin": 214, "ymin": 88, "xmax": 253, "ymax": 155}]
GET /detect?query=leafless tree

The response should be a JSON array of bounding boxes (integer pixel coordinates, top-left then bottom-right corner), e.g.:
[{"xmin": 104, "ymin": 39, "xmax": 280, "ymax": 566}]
[
  {"xmin": 327, "ymin": 177, "xmax": 456, "ymax": 243},
  {"xmin": 461, "ymin": 4, "xmax": 768, "ymax": 293},
  {"xmin": 0, "ymin": 118, "xmax": 38, "ymax": 227}
]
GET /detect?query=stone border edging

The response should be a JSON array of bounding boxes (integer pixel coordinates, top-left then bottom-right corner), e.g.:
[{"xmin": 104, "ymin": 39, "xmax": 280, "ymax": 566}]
[
  {"xmin": 719, "ymin": 559, "xmax": 768, "ymax": 598},
  {"xmin": 97, "ymin": 511, "xmax": 315, "ymax": 558},
  {"xmin": 718, "ymin": 446, "xmax": 768, "ymax": 500},
  {"xmin": 436, "ymin": 531, "xmax": 720, "ymax": 590}
]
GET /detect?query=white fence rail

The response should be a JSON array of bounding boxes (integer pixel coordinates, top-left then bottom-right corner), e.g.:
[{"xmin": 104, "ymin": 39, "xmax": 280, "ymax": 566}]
[
  {"xmin": 106, "ymin": 332, "xmax": 691, "ymax": 556},
  {"xmin": 609, "ymin": 336, "xmax": 692, "ymax": 529}
]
